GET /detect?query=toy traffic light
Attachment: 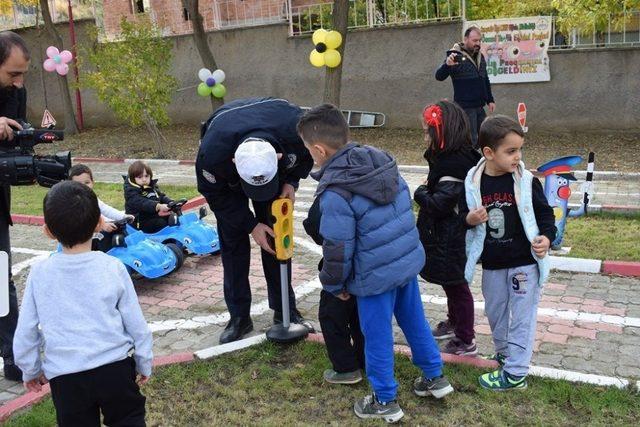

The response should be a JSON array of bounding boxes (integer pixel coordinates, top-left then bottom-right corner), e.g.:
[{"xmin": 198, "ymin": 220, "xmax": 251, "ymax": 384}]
[{"xmin": 271, "ymin": 198, "xmax": 294, "ymax": 261}]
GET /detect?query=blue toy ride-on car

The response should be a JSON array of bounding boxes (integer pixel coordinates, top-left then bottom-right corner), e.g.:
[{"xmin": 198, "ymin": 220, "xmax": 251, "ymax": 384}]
[
  {"xmin": 105, "ymin": 217, "xmax": 182, "ymax": 279},
  {"xmin": 126, "ymin": 199, "xmax": 220, "ymax": 263}
]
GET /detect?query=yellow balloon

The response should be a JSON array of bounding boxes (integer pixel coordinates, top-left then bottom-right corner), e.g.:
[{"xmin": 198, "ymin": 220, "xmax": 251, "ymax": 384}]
[
  {"xmin": 309, "ymin": 49, "xmax": 325, "ymax": 67},
  {"xmin": 312, "ymin": 28, "xmax": 328, "ymax": 45},
  {"xmin": 324, "ymin": 31, "xmax": 342, "ymax": 49},
  {"xmin": 324, "ymin": 49, "xmax": 341, "ymax": 68}
]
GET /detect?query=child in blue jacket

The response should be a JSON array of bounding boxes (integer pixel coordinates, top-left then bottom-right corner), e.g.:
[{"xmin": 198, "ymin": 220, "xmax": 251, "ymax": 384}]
[{"xmin": 297, "ymin": 104, "xmax": 454, "ymax": 423}]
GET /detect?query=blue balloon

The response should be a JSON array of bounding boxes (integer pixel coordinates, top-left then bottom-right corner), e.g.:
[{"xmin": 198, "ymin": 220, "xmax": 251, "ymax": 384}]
[{"xmin": 206, "ymin": 77, "xmax": 216, "ymax": 87}]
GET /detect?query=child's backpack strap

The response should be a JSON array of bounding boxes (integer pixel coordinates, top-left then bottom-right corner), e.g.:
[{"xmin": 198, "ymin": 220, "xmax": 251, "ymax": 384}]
[{"xmin": 438, "ymin": 176, "xmax": 464, "ymax": 214}]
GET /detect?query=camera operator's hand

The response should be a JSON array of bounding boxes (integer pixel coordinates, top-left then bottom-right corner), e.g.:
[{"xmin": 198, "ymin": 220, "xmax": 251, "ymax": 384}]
[
  {"xmin": 0, "ymin": 117, "xmax": 22, "ymax": 141},
  {"xmin": 446, "ymin": 53, "xmax": 459, "ymax": 66}
]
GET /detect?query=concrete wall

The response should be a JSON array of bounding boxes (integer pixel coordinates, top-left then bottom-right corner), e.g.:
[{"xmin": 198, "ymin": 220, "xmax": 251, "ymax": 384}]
[{"xmin": 16, "ymin": 20, "xmax": 640, "ymax": 132}]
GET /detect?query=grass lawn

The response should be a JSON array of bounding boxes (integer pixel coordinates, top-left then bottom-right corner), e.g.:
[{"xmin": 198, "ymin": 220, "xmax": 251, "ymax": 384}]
[
  {"xmin": 562, "ymin": 212, "xmax": 640, "ymax": 261},
  {"xmin": 11, "ymin": 183, "xmax": 199, "ymax": 216},
  {"xmin": 52, "ymin": 126, "xmax": 640, "ymax": 172},
  {"xmin": 7, "ymin": 341, "xmax": 640, "ymax": 426}
]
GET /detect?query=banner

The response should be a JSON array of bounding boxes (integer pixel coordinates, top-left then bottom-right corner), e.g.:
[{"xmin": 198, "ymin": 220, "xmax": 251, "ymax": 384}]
[{"xmin": 464, "ymin": 16, "xmax": 552, "ymax": 84}]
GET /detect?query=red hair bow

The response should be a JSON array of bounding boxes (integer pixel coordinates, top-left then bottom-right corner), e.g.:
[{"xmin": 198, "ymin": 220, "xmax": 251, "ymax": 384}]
[{"xmin": 423, "ymin": 104, "xmax": 445, "ymax": 149}]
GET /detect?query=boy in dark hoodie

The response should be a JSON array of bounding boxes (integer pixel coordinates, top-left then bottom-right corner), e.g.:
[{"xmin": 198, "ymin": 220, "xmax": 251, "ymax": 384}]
[
  {"xmin": 124, "ymin": 160, "xmax": 174, "ymax": 233},
  {"xmin": 297, "ymin": 105, "xmax": 454, "ymax": 423}
]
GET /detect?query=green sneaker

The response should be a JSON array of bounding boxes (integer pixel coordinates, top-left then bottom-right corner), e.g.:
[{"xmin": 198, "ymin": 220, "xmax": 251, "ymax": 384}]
[
  {"xmin": 478, "ymin": 369, "xmax": 527, "ymax": 391},
  {"xmin": 481, "ymin": 353, "xmax": 507, "ymax": 366}
]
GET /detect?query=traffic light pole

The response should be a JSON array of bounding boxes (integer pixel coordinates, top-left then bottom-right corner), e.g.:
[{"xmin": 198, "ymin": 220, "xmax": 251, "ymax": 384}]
[{"xmin": 266, "ymin": 198, "xmax": 308, "ymax": 343}]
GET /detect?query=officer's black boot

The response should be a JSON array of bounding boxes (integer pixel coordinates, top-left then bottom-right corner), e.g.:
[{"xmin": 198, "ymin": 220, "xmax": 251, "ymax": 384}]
[{"xmin": 219, "ymin": 316, "xmax": 253, "ymax": 344}]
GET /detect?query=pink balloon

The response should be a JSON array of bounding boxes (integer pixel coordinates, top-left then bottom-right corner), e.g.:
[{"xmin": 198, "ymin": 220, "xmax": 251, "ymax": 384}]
[
  {"xmin": 43, "ymin": 58, "xmax": 57, "ymax": 72},
  {"xmin": 56, "ymin": 63, "xmax": 69, "ymax": 76},
  {"xmin": 46, "ymin": 46, "xmax": 59, "ymax": 58},
  {"xmin": 59, "ymin": 50, "xmax": 73, "ymax": 63}
]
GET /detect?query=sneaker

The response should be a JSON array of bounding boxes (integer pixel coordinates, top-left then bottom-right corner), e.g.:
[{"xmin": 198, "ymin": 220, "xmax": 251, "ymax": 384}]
[
  {"xmin": 432, "ymin": 320, "xmax": 455, "ymax": 341},
  {"xmin": 3, "ymin": 358, "xmax": 23, "ymax": 382},
  {"xmin": 413, "ymin": 375, "xmax": 455, "ymax": 399},
  {"xmin": 353, "ymin": 394, "xmax": 404, "ymax": 423},
  {"xmin": 323, "ymin": 369, "xmax": 362, "ymax": 384},
  {"xmin": 443, "ymin": 338, "xmax": 478, "ymax": 356},
  {"xmin": 481, "ymin": 353, "xmax": 507, "ymax": 366},
  {"xmin": 478, "ymin": 369, "xmax": 527, "ymax": 391}
]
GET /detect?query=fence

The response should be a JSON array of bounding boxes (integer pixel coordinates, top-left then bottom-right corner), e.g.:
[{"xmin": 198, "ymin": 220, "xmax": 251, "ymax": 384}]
[
  {"xmin": 288, "ymin": 0, "xmax": 462, "ymax": 36},
  {"xmin": 550, "ymin": 11, "xmax": 640, "ymax": 49},
  {"xmin": 212, "ymin": 0, "xmax": 288, "ymax": 29},
  {"xmin": 0, "ymin": 0, "xmax": 97, "ymax": 31}
]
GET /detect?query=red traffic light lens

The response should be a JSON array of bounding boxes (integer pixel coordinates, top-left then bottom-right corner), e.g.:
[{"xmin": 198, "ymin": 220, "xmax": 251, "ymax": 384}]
[{"xmin": 281, "ymin": 203, "xmax": 288, "ymax": 216}]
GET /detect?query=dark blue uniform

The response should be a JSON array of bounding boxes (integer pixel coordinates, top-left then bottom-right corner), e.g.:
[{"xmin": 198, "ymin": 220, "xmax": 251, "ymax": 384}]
[{"xmin": 196, "ymin": 98, "xmax": 313, "ymax": 319}]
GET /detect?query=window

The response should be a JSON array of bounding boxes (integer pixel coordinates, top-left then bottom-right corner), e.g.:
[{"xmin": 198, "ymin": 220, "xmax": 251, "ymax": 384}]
[{"xmin": 131, "ymin": 0, "xmax": 150, "ymax": 14}]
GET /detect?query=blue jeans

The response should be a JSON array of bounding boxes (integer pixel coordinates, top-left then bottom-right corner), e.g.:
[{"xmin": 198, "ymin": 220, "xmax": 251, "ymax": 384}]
[
  {"xmin": 463, "ymin": 106, "xmax": 487, "ymax": 149},
  {"xmin": 357, "ymin": 277, "xmax": 443, "ymax": 402}
]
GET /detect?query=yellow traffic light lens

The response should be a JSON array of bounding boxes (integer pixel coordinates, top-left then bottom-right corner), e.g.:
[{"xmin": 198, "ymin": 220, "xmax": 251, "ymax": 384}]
[{"xmin": 282, "ymin": 218, "xmax": 290, "ymax": 233}]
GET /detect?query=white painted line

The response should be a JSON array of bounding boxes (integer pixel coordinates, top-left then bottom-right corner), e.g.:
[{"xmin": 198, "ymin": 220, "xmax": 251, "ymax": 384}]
[
  {"xmin": 12, "ymin": 254, "xmax": 49, "ymax": 276},
  {"xmin": 528, "ymin": 365, "xmax": 629, "ymax": 389},
  {"xmin": 550, "ymin": 256, "xmax": 602, "ymax": 274},
  {"xmin": 194, "ymin": 334, "xmax": 267, "ymax": 359},
  {"xmin": 147, "ymin": 278, "xmax": 322, "ymax": 333},
  {"xmin": 11, "ymin": 247, "xmax": 50, "ymax": 256},
  {"xmin": 421, "ymin": 295, "xmax": 640, "ymax": 328}
]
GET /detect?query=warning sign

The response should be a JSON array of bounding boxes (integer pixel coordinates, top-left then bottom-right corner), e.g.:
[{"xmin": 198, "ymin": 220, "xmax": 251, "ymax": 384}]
[
  {"xmin": 41, "ymin": 109, "xmax": 57, "ymax": 128},
  {"xmin": 517, "ymin": 103, "xmax": 528, "ymax": 133}
]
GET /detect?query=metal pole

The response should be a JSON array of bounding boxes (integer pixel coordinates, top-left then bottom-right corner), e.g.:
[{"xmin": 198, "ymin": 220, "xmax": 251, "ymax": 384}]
[
  {"xmin": 67, "ymin": 0, "xmax": 84, "ymax": 130},
  {"xmin": 280, "ymin": 262, "xmax": 290, "ymax": 327},
  {"xmin": 461, "ymin": 0, "xmax": 466, "ymax": 21}
]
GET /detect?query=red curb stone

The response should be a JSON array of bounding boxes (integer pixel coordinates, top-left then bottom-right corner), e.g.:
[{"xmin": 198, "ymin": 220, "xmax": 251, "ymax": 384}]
[
  {"xmin": 153, "ymin": 352, "xmax": 195, "ymax": 367},
  {"xmin": 542, "ymin": 332, "xmax": 568, "ymax": 344},
  {"xmin": 73, "ymin": 157, "xmax": 125, "ymax": 163},
  {"xmin": 11, "ymin": 214, "xmax": 45, "ymax": 225},
  {"xmin": 0, "ymin": 384, "xmax": 50, "ymax": 423},
  {"xmin": 602, "ymin": 261, "xmax": 640, "ymax": 277},
  {"xmin": 182, "ymin": 196, "xmax": 206, "ymax": 212}
]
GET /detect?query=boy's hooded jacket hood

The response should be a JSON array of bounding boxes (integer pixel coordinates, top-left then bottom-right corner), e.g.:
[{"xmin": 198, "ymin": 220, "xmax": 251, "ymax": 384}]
[{"xmin": 312, "ymin": 143, "xmax": 399, "ymax": 205}]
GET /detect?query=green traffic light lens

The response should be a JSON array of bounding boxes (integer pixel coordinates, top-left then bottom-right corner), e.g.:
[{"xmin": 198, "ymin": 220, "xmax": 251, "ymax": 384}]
[{"xmin": 283, "ymin": 235, "xmax": 291, "ymax": 248}]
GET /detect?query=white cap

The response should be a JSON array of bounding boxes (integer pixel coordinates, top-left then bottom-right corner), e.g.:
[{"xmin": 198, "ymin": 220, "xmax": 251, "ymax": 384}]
[{"xmin": 234, "ymin": 137, "xmax": 279, "ymax": 201}]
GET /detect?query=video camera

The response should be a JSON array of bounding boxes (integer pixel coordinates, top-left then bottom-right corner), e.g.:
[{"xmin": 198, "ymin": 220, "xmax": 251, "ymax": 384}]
[{"xmin": 0, "ymin": 121, "xmax": 70, "ymax": 188}]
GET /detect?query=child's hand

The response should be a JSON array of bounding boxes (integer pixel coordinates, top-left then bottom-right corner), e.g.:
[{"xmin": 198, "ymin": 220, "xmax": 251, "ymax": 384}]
[
  {"xmin": 24, "ymin": 374, "xmax": 47, "ymax": 393},
  {"xmin": 156, "ymin": 204, "xmax": 170, "ymax": 216},
  {"xmin": 466, "ymin": 207, "xmax": 488, "ymax": 226},
  {"xmin": 102, "ymin": 222, "xmax": 117, "ymax": 233},
  {"xmin": 532, "ymin": 236, "xmax": 551, "ymax": 258},
  {"xmin": 336, "ymin": 291, "xmax": 351, "ymax": 301},
  {"xmin": 125, "ymin": 214, "xmax": 135, "ymax": 223},
  {"xmin": 137, "ymin": 375, "xmax": 149, "ymax": 385}
]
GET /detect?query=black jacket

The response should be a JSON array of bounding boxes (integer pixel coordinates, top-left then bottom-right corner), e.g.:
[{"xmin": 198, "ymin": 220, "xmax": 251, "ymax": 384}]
[
  {"xmin": 414, "ymin": 148, "xmax": 481, "ymax": 285},
  {"xmin": 195, "ymin": 98, "xmax": 313, "ymax": 234},
  {"xmin": 123, "ymin": 177, "xmax": 173, "ymax": 229},
  {"xmin": 435, "ymin": 43, "xmax": 494, "ymax": 109},
  {"xmin": 0, "ymin": 87, "xmax": 27, "ymax": 224}
]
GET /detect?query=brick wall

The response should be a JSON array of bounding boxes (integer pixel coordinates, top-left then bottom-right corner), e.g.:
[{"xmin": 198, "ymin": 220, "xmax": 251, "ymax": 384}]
[{"xmin": 102, "ymin": 0, "xmax": 330, "ymax": 38}]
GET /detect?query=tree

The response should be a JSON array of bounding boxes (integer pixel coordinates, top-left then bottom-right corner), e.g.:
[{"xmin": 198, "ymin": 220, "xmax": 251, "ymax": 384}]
[
  {"xmin": 323, "ymin": 0, "xmax": 348, "ymax": 106},
  {"xmin": 552, "ymin": 0, "xmax": 640, "ymax": 35},
  {"xmin": 467, "ymin": 0, "xmax": 554, "ymax": 21},
  {"xmin": 83, "ymin": 18, "xmax": 177, "ymax": 157},
  {"xmin": 182, "ymin": 0, "xmax": 223, "ymax": 111},
  {"xmin": 38, "ymin": 0, "xmax": 79, "ymax": 134}
]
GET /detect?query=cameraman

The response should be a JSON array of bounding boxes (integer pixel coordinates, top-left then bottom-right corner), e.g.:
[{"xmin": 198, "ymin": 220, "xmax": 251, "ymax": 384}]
[
  {"xmin": 435, "ymin": 27, "xmax": 495, "ymax": 148},
  {"xmin": 0, "ymin": 31, "xmax": 30, "ymax": 382}
]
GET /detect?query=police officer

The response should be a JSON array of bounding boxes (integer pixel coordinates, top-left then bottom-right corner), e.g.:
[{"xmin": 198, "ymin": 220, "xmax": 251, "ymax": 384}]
[
  {"xmin": 196, "ymin": 98, "xmax": 315, "ymax": 344},
  {"xmin": 0, "ymin": 31, "xmax": 30, "ymax": 381}
]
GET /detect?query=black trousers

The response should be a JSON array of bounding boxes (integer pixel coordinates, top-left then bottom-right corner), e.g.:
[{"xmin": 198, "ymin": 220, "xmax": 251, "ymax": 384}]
[
  {"xmin": 319, "ymin": 290, "xmax": 365, "ymax": 373},
  {"xmin": 137, "ymin": 216, "xmax": 169, "ymax": 234},
  {"xmin": 49, "ymin": 357, "xmax": 146, "ymax": 427},
  {"xmin": 0, "ymin": 214, "xmax": 18, "ymax": 360},
  {"xmin": 463, "ymin": 106, "xmax": 487, "ymax": 149},
  {"xmin": 216, "ymin": 199, "xmax": 296, "ymax": 318}
]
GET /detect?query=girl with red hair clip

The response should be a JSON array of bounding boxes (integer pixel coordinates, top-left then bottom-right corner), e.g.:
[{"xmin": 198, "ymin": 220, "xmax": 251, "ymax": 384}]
[{"xmin": 414, "ymin": 100, "xmax": 481, "ymax": 356}]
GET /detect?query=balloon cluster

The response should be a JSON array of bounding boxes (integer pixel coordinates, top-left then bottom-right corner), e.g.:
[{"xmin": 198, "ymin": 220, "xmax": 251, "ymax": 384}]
[
  {"xmin": 197, "ymin": 68, "xmax": 227, "ymax": 98},
  {"xmin": 309, "ymin": 29, "xmax": 342, "ymax": 68},
  {"xmin": 43, "ymin": 46, "xmax": 72, "ymax": 76}
]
